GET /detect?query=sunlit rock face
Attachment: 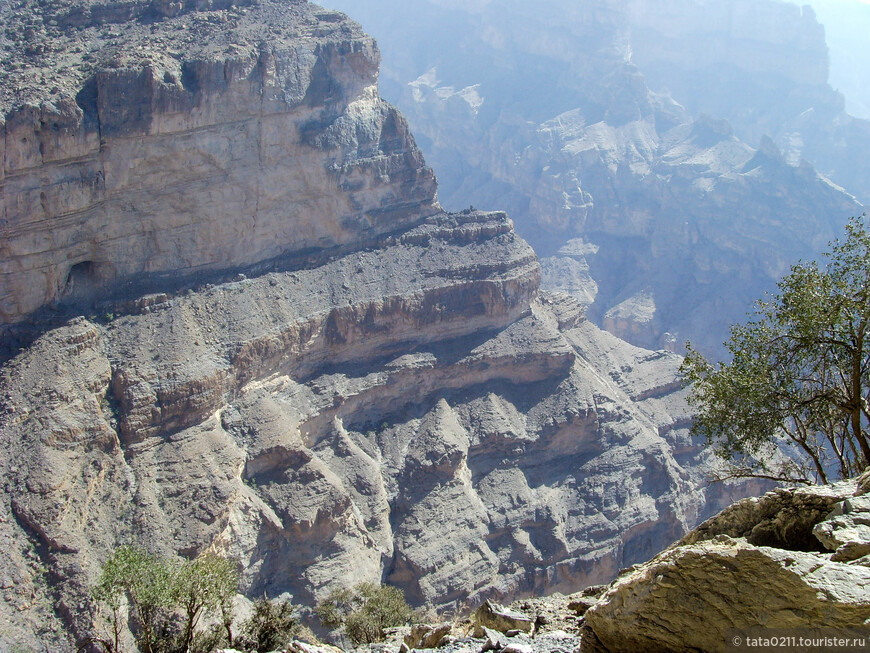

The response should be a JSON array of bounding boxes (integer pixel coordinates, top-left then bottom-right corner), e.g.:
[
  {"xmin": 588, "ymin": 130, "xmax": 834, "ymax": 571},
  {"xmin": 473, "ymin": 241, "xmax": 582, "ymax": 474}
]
[
  {"xmin": 582, "ymin": 473, "xmax": 870, "ymax": 653},
  {"xmin": 0, "ymin": 2, "xmax": 762, "ymax": 651},
  {"xmin": 0, "ymin": 0, "xmax": 438, "ymax": 325},
  {"xmin": 318, "ymin": 0, "xmax": 865, "ymax": 357}
]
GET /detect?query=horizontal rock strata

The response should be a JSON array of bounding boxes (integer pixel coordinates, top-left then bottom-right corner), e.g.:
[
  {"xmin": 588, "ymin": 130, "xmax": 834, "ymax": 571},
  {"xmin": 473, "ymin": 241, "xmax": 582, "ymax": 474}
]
[
  {"xmin": 0, "ymin": 0, "xmax": 438, "ymax": 324},
  {"xmin": 0, "ymin": 2, "xmax": 759, "ymax": 650}
]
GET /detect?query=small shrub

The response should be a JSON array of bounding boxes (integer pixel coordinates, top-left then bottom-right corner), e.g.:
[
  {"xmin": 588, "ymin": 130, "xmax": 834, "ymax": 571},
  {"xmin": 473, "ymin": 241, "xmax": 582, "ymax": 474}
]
[
  {"xmin": 315, "ymin": 582, "xmax": 414, "ymax": 645},
  {"xmin": 235, "ymin": 598, "xmax": 299, "ymax": 653},
  {"xmin": 189, "ymin": 624, "xmax": 229, "ymax": 653}
]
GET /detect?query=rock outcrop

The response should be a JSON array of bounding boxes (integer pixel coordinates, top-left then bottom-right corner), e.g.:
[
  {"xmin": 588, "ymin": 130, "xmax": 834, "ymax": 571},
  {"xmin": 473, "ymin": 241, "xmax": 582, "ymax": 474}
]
[
  {"xmin": 318, "ymin": 0, "xmax": 867, "ymax": 356},
  {"xmin": 581, "ymin": 472, "xmax": 870, "ymax": 653},
  {"xmin": 0, "ymin": 0, "xmax": 438, "ymax": 325},
  {"xmin": 0, "ymin": 2, "xmax": 762, "ymax": 651}
]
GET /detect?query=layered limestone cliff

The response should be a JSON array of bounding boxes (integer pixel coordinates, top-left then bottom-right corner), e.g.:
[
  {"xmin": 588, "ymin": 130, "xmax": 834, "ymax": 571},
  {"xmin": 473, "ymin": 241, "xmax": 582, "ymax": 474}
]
[
  {"xmin": 0, "ymin": 0, "xmax": 438, "ymax": 325},
  {"xmin": 0, "ymin": 1, "xmax": 758, "ymax": 651},
  {"xmin": 318, "ymin": 0, "xmax": 867, "ymax": 356}
]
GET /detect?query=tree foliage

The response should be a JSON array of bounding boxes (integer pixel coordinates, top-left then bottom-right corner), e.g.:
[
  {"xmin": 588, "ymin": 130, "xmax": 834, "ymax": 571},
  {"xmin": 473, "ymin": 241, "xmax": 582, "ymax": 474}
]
[
  {"xmin": 171, "ymin": 553, "xmax": 238, "ymax": 653},
  {"xmin": 235, "ymin": 598, "xmax": 299, "ymax": 653},
  {"xmin": 315, "ymin": 582, "xmax": 414, "ymax": 645},
  {"xmin": 92, "ymin": 546, "xmax": 173, "ymax": 653},
  {"xmin": 682, "ymin": 215, "xmax": 870, "ymax": 484},
  {"xmin": 90, "ymin": 547, "xmax": 239, "ymax": 653}
]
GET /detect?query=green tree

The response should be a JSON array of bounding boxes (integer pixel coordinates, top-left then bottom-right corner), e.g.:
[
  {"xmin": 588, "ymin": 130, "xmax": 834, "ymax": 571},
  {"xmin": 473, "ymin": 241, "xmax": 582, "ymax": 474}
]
[
  {"xmin": 91, "ymin": 555, "xmax": 127, "ymax": 653},
  {"xmin": 315, "ymin": 582, "xmax": 413, "ymax": 645},
  {"xmin": 171, "ymin": 553, "xmax": 238, "ymax": 653},
  {"xmin": 91, "ymin": 547, "xmax": 239, "ymax": 653},
  {"xmin": 682, "ymin": 215, "xmax": 870, "ymax": 484},
  {"xmin": 90, "ymin": 546, "xmax": 172, "ymax": 653}
]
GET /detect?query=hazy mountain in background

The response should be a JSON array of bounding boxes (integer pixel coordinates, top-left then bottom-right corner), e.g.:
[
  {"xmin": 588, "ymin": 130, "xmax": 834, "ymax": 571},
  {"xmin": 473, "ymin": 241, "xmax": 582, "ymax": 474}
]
[
  {"xmin": 317, "ymin": 0, "xmax": 866, "ymax": 356},
  {"xmin": 785, "ymin": 0, "xmax": 870, "ymax": 120}
]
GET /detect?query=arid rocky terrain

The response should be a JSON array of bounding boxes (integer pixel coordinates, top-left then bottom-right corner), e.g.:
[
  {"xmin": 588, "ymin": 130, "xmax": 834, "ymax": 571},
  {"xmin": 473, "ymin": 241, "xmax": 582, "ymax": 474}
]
[
  {"xmin": 342, "ymin": 471, "xmax": 870, "ymax": 653},
  {"xmin": 0, "ymin": 1, "xmax": 767, "ymax": 651},
  {"xmin": 318, "ymin": 0, "xmax": 868, "ymax": 356}
]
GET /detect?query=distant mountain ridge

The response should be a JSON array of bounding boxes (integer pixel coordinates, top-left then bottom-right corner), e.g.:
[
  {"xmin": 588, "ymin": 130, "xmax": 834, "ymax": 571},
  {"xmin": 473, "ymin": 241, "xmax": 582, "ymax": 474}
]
[{"xmin": 318, "ymin": 0, "xmax": 867, "ymax": 356}]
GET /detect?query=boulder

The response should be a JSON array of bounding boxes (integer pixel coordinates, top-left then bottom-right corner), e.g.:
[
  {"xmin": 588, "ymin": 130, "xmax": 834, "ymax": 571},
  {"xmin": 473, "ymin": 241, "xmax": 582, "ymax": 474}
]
[
  {"xmin": 582, "ymin": 478, "xmax": 870, "ymax": 653},
  {"xmin": 813, "ymin": 496, "xmax": 870, "ymax": 562},
  {"xmin": 476, "ymin": 625, "xmax": 509, "ymax": 652},
  {"xmin": 473, "ymin": 600, "xmax": 533, "ymax": 635},
  {"xmin": 404, "ymin": 624, "xmax": 453, "ymax": 649}
]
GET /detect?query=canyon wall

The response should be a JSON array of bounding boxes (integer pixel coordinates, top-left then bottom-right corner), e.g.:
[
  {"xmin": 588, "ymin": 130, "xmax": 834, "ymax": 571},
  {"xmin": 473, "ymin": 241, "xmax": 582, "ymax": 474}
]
[
  {"xmin": 0, "ymin": 1, "xmax": 759, "ymax": 650},
  {"xmin": 318, "ymin": 0, "xmax": 867, "ymax": 356},
  {"xmin": 0, "ymin": 0, "xmax": 437, "ymax": 325}
]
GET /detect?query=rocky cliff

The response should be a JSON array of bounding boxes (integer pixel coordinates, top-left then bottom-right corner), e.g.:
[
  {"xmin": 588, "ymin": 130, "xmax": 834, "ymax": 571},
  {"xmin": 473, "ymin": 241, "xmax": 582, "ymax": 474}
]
[
  {"xmin": 0, "ymin": 1, "xmax": 758, "ymax": 651},
  {"xmin": 0, "ymin": 0, "xmax": 438, "ymax": 326},
  {"xmin": 317, "ymin": 0, "xmax": 867, "ymax": 356},
  {"xmin": 581, "ymin": 470, "xmax": 870, "ymax": 652},
  {"xmin": 625, "ymin": 0, "xmax": 870, "ymax": 208},
  {"xmin": 368, "ymin": 472, "xmax": 870, "ymax": 653}
]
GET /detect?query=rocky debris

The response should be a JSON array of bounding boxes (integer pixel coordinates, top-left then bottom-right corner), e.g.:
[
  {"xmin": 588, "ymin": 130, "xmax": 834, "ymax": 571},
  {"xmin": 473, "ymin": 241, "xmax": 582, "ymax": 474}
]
[
  {"xmin": 813, "ymin": 496, "xmax": 870, "ymax": 563},
  {"xmin": 286, "ymin": 641, "xmax": 345, "ymax": 653},
  {"xmin": 395, "ymin": 629, "xmax": 583, "ymax": 653},
  {"xmin": 477, "ymin": 627, "xmax": 509, "ymax": 652},
  {"xmin": 473, "ymin": 600, "xmax": 534, "ymax": 635},
  {"xmin": 405, "ymin": 624, "xmax": 454, "ymax": 649},
  {"xmin": 215, "ymin": 647, "xmax": 343, "ymax": 653},
  {"xmin": 581, "ymin": 476, "xmax": 870, "ymax": 653},
  {"xmin": 368, "ymin": 594, "xmax": 596, "ymax": 653}
]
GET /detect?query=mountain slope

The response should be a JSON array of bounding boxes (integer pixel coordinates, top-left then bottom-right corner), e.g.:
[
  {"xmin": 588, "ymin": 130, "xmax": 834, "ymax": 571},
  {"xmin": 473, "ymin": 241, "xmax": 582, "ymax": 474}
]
[
  {"xmin": 317, "ymin": 0, "xmax": 866, "ymax": 356},
  {"xmin": 0, "ymin": 1, "xmax": 764, "ymax": 650}
]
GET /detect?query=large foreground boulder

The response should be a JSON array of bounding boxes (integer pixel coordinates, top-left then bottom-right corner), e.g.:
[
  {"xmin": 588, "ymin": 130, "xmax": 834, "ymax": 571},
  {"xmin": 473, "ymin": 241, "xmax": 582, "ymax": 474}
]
[{"xmin": 582, "ymin": 472, "xmax": 870, "ymax": 652}]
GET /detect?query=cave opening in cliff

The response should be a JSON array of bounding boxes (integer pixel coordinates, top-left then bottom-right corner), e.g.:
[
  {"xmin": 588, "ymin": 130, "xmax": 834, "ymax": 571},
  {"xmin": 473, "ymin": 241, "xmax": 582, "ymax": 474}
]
[{"xmin": 64, "ymin": 260, "xmax": 99, "ymax": 300}]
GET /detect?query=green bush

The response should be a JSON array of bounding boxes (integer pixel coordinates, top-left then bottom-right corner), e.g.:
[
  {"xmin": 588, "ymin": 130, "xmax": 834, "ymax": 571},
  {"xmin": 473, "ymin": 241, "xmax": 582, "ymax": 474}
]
[
  {"xmin": 235, "ymin": 598, "xmax": 299, "ymax": 653},
  {"xmin": 92, "ymin": 546, "xmax": 174, "ymax": 653},
  {"xmin": 315, "ymin": 582, "xmax": 414, "ymax": 645},
  {"xmin": 90, "ymin": 548, "xmax": 238, "ymax": 653}
]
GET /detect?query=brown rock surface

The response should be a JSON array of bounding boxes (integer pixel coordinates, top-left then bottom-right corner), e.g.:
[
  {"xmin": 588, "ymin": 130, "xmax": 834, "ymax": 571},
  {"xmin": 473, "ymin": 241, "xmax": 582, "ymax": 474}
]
[
  {"xmin": 0, "ymin": 2, "xmax": 760, "ymax": 651},
  {"xmin": 582, "ymin": 478, "xmax": 870, "ymax": 653}
]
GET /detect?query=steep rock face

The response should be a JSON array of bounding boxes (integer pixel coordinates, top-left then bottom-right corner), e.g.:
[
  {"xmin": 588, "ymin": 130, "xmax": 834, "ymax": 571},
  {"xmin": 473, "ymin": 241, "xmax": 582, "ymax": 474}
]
[
  {"xmin": 1, "ymin": 268, "xmax": 751, "ymax": 650},
  {"xmin": 0, "ymin": 2, "xmax": 761, "ymax": 651},
  {"xmin": 0, "ymin": 0, "xmax": 437, "ymax": 325},
  {"xmin": 625, "ymin": 0, "xmax": 870, "ymax": 206},
  {"xmin": 627, "ymin": 0, "xmax": 829, "ymax": 90},
  {"xmin": 0, "ymin": 214, "xmax": 754, "ymax": 651},
  {"xmin": 581, "ymin": 474, "xmax": 870, "ymax": 653},
  {"xmin": 317, "ymin": 0, "xmax": 866, "ymax": 356}
]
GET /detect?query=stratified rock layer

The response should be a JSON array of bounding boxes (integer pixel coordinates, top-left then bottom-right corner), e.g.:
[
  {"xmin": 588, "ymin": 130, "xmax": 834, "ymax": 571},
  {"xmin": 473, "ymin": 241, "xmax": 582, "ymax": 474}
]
[
  {"xmin": 0, "ymin": 2, "xmax": 757, "ymax": 651},
  {"xmin": 0, "ymin": 0, "xmax": 437, "ymax": 324}
]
